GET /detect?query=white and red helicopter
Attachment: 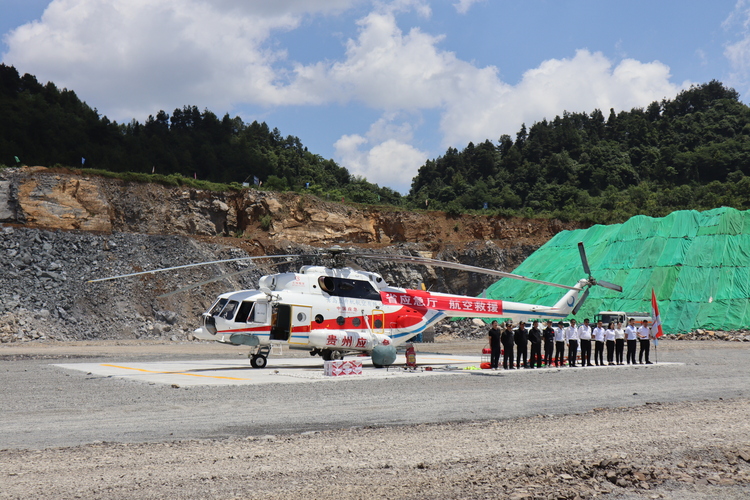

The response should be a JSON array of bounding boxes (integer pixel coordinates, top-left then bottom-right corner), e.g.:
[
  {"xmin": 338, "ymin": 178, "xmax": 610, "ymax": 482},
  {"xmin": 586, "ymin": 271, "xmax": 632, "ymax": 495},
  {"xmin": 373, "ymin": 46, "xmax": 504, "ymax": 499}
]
[{"xmin": 89, "ymin": 243, "xmax": 620, "ymax": 368}]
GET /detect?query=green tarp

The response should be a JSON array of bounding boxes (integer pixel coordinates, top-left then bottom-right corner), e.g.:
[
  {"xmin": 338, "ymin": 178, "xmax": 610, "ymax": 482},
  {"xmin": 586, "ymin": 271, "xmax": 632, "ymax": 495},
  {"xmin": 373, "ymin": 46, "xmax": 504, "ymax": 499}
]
[{"xmin": 484, "ymin": 207, "xmax": 750, "ymax": 334}]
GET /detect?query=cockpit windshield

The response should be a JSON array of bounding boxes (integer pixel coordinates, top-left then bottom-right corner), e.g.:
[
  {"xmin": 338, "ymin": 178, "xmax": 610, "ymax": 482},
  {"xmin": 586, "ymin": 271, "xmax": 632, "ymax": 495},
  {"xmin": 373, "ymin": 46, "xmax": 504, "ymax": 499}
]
[
  {"xmin": 208, "ymin": 298, "xmax": 228, "ymax": 316},
  {"xmin": 219, "ymin": 300, "xmax": 239, "ymax": 320}
]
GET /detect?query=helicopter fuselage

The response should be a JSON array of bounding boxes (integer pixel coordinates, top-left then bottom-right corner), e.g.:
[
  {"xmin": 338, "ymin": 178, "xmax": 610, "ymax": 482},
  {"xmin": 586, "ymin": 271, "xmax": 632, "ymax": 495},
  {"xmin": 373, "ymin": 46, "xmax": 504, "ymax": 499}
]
[{"xmin": 193, "ymin": 265, "xmax": 585, "ymax": 367}]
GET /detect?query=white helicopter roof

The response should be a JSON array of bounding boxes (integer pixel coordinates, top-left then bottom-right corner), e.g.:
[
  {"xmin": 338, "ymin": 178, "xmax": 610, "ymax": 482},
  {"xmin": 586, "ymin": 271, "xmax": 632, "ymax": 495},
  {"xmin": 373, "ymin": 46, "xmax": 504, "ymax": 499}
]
[
  {"xmin": 297, "ymin": 265, "xmax": 389, "ymax": 288},
  {"xmin": 212, "ymin": 266, "xmax": 390, "ymax": 303}
]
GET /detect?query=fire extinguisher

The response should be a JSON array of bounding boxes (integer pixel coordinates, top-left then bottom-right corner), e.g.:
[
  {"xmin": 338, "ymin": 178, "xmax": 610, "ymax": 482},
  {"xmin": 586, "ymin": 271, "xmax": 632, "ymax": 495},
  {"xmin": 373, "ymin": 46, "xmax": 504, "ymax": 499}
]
[{"xmin": 405, "ymin": 343, "xmax": 416, "ymax": 368}]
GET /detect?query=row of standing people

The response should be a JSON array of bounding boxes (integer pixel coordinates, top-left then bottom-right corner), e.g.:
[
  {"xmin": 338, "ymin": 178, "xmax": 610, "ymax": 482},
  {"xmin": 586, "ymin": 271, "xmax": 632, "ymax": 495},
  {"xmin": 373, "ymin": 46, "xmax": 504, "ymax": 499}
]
[{"xmin": 487, "ymin": 318, "xmax": 655, "ymax": 370}]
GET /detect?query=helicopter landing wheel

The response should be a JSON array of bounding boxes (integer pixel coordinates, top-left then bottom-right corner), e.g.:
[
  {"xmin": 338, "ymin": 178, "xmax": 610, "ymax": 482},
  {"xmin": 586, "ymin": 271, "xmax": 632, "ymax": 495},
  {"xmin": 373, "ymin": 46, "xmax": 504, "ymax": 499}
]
[
  {"xmin": 250, "ymin": 355, "xmax": 267, "ymax": 369},
  {"xmin": 322, "ymin": 349, "xmax": 343, "ymax": 361}
]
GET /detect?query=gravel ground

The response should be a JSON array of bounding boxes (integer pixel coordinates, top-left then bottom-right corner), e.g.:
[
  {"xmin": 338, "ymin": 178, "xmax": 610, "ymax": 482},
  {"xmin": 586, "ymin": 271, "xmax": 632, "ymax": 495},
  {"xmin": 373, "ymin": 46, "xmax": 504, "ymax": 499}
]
[{"xmin": 1, "ymin": 338, "xmax": 749, "ymax": 499}]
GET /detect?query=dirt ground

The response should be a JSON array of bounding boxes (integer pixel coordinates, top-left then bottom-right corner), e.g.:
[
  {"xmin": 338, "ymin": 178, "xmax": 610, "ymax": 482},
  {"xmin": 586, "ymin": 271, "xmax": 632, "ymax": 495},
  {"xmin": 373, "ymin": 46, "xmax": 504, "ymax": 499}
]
[{"xmin": 1, "ymin": 338, "xmax": 749, "ymax": 499}]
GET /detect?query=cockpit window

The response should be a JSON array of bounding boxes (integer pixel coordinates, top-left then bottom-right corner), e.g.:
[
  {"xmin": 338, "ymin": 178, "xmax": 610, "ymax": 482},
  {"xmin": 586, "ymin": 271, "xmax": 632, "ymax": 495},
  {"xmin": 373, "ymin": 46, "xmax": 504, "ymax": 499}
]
[
  {"xmin": 219, "ymin": 300, "xmax": 239, "ymax": 320},
  {"xmin": 209, "ymin": 298, "xmax": 228, "ymax": 316},
  {"xmin": 236, "ymin": 301, "xmax": 256, "ymax": 323},
  {"xmin": 317, "ymin": 277, "xmax": 380, "ymax": 300}
]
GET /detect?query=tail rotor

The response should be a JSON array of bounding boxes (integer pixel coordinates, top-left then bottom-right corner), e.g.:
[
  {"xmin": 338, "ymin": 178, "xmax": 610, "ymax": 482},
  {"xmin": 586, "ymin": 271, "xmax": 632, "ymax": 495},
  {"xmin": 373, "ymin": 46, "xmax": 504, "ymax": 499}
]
[{"xmin": 572, "ymin": 242, "xmax": 622, "ymax": 315}]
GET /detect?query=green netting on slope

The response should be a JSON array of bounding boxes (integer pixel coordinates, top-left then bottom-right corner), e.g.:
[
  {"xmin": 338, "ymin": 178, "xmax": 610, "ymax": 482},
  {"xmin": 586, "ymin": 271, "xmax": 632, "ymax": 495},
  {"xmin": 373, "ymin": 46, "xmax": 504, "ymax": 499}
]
[{"xmin": 484, "ymin": 207, "xmax": 750, "ymax": 334}]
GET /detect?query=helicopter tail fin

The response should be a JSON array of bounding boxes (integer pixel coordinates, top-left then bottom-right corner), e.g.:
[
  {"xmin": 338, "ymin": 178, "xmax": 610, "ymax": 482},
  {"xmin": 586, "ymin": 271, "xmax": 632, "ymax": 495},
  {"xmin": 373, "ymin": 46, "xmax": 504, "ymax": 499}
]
[{"xmin": 551, "ymin": 279, "xmax": 588, "ymax": 315}]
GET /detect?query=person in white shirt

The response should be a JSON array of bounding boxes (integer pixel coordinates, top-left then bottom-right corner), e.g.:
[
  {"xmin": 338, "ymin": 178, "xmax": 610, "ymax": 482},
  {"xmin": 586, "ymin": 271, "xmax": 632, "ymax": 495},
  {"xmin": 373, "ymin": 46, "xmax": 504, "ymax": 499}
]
[
  {"xmin": 614, "ymin": 322, "xmax": 625, "ymax": 365},
  {"xmin": 625, "ymin": 318, "xmax": 639, "ymax": 364},
  {"xmin": 605, "ymin": 322, "xmax": 616, "ymax": 365},
  {"xmin": 565, "ymin": 319, "xmax": 580, "ymax": 367},
  {"xmin": 637, "ymin": 319, "xmax": 653, "ymax": 364},
  {"xmin": 579, "ymin": 318, "xmax": 593, "ymax": 367},
  {"xmin": 554, "ymin": 321, "xmax": 566, "ymax": 367},
  {"xmin": 592, "ymin": 320, "xmax": 606, "ymax": 366}
]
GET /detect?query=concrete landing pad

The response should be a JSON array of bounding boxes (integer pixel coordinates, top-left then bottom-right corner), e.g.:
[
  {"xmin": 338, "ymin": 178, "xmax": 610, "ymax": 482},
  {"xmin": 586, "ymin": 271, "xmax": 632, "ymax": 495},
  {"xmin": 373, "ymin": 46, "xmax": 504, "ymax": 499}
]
[
  {"xmin": 54, "ymin": 353, "xmax": 485, "ymax": 387},
  {"xmin": 54, "ymin": 355, "xmax": 678, "ymax": 387}
]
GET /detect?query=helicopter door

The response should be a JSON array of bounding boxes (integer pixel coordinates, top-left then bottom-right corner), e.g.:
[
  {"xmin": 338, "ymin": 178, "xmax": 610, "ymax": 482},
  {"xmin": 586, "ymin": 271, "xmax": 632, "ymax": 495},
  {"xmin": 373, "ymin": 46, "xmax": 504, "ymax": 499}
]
[
  {"xmin": 289, "ymin": 305, "xmax": 312, "ymax": 345},
  {"xmin": 269, "ymin": 304, "xmax": 292, "ymax": 341}
]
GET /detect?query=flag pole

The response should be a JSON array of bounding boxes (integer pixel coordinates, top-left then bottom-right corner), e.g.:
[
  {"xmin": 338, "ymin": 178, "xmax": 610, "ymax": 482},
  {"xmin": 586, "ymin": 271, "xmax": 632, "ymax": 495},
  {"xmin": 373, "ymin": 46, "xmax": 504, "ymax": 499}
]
[{"xmin": 651, "ymin": 288, "xmax": 663, "ymax": 364}]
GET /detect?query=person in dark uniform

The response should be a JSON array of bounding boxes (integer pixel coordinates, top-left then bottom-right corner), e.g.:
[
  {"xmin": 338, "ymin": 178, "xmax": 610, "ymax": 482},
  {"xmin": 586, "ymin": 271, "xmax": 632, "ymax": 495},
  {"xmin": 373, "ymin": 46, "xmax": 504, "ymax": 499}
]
[
  {"xmin": 501, "ymin": 321, "xmax": 515, "ymax": 369},
  {"xmin": 543, "ymin": 320, "xmax": 555, "ymax": 367},
  {"xmin": 528, "ymin": 320, "xmax": 542, "ymax": 368},
  {"xmin": 487, "ymin": 320, "xmax": 502, "ymax": 370},
  {"xmin": 514, "ymin": 321, "xmax": 529, "ymax": 369}
]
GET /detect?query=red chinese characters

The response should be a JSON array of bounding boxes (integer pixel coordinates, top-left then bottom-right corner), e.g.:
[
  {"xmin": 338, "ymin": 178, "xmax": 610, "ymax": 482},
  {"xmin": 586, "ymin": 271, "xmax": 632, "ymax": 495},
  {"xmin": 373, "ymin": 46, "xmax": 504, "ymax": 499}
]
[{"xmin": 380, "ymin": 290, "xmax": 502, "ymax": 314}]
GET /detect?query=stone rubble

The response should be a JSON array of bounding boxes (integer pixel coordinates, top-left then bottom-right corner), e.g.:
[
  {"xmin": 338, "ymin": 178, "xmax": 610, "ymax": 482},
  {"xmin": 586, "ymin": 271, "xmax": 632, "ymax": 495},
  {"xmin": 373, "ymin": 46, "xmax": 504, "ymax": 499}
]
[
  {"xmin": 0, "ymin": 226, "xmax": 532, "ymax": 344},
  {"xmin": 673, "ymin": 329, "xmax": 750, "ymax": 342}
]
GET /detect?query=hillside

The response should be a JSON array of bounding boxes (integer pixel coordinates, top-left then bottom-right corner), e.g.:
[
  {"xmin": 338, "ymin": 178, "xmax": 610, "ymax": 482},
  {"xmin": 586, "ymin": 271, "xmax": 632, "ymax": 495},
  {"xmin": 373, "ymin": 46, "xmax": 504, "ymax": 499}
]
[
  {"xmin": 410, "ymin": 81, "xmax": 750, "ymax": 222},
  {"xmin": 0, "ymin": 167, "xmax": 583, "ymax": 343},
  {"xmin": 3, "ymin": 64, "xmax": 750, "ymax": 225}
]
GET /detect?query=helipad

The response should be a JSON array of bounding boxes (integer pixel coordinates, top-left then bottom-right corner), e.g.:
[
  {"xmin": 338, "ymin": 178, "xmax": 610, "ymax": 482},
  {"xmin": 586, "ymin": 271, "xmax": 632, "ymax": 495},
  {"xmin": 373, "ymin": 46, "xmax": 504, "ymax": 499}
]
[
  {"xmin": 54, "ymin": 354, "xmax": 676, "ymax": 386},
  {"xmin": 54, "ymin": 353, "xmax": 486, "ymax": 386}
]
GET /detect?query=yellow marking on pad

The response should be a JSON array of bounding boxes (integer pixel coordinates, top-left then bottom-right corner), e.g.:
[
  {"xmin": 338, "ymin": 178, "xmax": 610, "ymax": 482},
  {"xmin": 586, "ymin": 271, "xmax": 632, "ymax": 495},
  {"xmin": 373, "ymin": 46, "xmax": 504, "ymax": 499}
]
[{"xmin": 100, "ymin": 364, "xmax": 251, "ymax": 381}]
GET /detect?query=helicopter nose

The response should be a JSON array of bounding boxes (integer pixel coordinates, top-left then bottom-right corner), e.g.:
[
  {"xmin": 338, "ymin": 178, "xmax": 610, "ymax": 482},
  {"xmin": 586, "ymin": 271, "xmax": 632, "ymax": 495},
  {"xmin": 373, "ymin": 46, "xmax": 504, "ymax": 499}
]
[{"xmin": 202, "ymin": 314, "xmax": 217, "ymax": 335}]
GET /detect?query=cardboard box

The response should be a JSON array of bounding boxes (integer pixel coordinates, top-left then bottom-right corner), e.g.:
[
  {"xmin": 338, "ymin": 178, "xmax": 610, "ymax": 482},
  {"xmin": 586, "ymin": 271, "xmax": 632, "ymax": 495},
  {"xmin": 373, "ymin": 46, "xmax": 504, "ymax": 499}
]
[{"xmin": 324, "ymin": 359, "xmax": 363, "ymax": 376}]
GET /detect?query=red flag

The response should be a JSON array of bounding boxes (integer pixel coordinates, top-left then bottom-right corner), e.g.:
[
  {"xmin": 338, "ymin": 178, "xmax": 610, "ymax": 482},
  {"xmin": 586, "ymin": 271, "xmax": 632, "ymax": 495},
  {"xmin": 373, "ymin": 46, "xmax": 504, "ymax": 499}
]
[{"xmin": 651, "ymin": 288, "xmax": 663, "ymax": 338}]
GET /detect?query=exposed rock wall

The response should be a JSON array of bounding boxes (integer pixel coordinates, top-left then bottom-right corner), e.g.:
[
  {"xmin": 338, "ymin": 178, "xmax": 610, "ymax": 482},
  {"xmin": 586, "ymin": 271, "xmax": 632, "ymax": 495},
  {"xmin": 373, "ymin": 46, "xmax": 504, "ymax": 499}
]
[{"xmin": 0, "ymin": 167, "xmax": 580, "ymax": 246}]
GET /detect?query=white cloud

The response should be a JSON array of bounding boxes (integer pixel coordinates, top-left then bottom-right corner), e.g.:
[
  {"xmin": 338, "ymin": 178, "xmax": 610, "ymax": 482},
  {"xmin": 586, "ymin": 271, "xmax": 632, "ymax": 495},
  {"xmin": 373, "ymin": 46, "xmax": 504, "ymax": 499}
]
[
  {"xmin": 439, "ymin": 50, "xmax": 688, "ymax": 148},
  {"xmin": 334, "ymin": 113, "xmax": 427, "ymax": 193},
  {"xmin": 309, "ymin": 10, "xmax": 686, "ymax": 173},
  {"xmin": 724, "ymin": 0, "xmax": 750, "ymax": 94},
  {"xmin": 453, "ymin": 0, "xmax": 485, "ymax": 15},
  {"xmin": 1, "ymin": 0, "xmax": 359, "ymax": 120},
  {"xmin": 289, "ymin": 10, "xmax": 461, "ymax": 109}
]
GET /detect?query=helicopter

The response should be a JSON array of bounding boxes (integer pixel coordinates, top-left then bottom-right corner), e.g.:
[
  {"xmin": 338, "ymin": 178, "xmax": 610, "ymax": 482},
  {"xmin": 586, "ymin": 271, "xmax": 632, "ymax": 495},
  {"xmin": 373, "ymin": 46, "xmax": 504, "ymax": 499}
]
[{"xmin": 89, "ymin": 242, "xmax": 621, "ymax": 368}]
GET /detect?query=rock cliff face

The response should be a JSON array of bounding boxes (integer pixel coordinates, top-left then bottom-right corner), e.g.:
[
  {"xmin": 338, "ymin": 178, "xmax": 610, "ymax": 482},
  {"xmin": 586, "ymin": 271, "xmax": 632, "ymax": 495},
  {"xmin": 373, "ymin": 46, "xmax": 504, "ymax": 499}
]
[
  {"xmin": 0, "ymin": 167, "xmax": 577, "ymax": 246},
  {"xmin": 0, "ymin": 167, "xmax": 584, "ymax": 343}
]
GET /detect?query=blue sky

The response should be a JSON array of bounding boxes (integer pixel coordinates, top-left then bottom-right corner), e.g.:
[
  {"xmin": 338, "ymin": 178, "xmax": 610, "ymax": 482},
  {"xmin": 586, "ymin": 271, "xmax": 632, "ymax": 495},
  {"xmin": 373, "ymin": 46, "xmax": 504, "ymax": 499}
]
[{"xmin": 3, "ymin": 0, "xmax": 750, "ymax": 193}]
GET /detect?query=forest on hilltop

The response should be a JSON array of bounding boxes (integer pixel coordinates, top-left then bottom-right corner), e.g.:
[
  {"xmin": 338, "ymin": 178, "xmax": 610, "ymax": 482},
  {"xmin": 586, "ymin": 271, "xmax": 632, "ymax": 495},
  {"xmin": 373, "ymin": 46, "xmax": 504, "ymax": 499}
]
[
  {"xmin": 410, "ymin": 80, "xmax": 750, "ymax": 222},
  {"xmin": 0, "ymin": 64, "xmax": 402, "ymax": 206},
  {"xmin": 2, "ymin": 62, "xmax": 750, "ymax": 224}
]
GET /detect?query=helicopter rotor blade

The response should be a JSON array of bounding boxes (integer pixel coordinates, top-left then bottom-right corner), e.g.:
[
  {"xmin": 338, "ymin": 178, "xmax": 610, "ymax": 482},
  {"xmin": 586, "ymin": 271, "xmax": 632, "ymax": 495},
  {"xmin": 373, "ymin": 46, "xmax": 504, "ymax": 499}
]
[
  {"xmin": 597, "ymin": 280, "xmax": 623, "ymax": 293},
  {"xmin": 156, "ymin": 259, "xmax": 299, "ymax": 298},
  {"xmin": 578, "ymin": 242, "xmax": 591, "ymax": 276},
  {"xmin": 572, "ymin": 287, "xmax": 590, "ymax": 315},
  {"xmin": 87, "ymin": 254, "xmax": 299, "ymax": 283},
  {"xmin": 157, "ymin": 267, "xmax": 253, "ymax": 298},
  {"xmin": 356, "ymin": 254, "xmax": 578, "ymax": 290}
]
